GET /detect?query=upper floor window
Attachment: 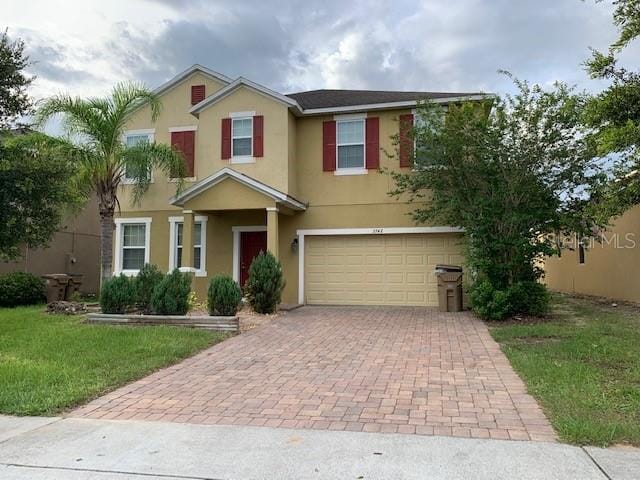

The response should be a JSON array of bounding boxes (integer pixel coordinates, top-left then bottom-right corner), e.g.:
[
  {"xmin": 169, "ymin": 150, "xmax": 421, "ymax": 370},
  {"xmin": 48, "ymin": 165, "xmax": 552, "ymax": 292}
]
[
  {"xmin": 232, "ymin": 117, "xmax": 253, "ymax": 157},
  {"xmin": 122, "ymin": 130, "xmax": 154, "ymax": 184},
  {"xmin": 337, "ymin": 119, "xmax": 365, "ymax": 171}
]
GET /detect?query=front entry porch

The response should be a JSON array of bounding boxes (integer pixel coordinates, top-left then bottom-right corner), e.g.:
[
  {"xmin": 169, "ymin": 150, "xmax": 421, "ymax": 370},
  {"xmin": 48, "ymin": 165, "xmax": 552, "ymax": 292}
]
[{"xmin": 168, "ymin": 167, "xmax": 306, "ymax": 293}]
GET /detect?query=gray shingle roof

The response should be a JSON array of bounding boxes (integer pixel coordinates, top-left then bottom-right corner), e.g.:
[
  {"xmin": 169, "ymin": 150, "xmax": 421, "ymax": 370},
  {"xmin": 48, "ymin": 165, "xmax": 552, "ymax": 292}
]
[{"xmin": 285, "ymin": 89, "xmax": 485, "ymax": 110}]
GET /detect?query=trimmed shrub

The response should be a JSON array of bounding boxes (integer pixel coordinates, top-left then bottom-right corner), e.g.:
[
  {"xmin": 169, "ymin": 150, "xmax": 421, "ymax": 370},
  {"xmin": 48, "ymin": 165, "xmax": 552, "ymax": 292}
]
[
  {"xmin": 470, "ymin": 279, "xmax": 550, "ymax": 321},
  {"xmin": 207, "ymin": 275, "xmax": 242, "ymax": 316},
  {"xmin": 508, "ymin": 281, "xmax": 550, "ymax": 317},
  {"xmin": 470, "ymin": 280, "xmax": 512, "ymax": 321},
  {"xmin": 0, "ymin": 272, "xmax": 45, "ymax": 307},
  {"xmin": 100, "ymin": 274, "xmax": 136, "ymax": 314},
  {"xmin": 151, "ymin": 269, "xmax": 192, "ymax": 315},
  {"xmin": 135, "ymin": 264, "xmax": 164, "ymax": 313},
  {"xmin": 245, "ymin": 251, "xmax": 285, "ymax": 314}
]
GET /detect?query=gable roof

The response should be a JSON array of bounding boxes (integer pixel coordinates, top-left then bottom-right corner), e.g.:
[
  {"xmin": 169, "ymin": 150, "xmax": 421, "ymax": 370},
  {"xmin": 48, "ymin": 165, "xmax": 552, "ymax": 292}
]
[
  {"xmin": 153, "ymin": 64, "xmax": 232, "ymax": 97},
  {"xmin": 170, "ymin": 167, "xmax": 307, "ymax": 211},
  {"xmin": 190, "ymin": 77, "xmax": 303, "ymax": 116},
  {"xmin": 286, "ymin": 89, "xmax": 486, "ymax": 110}
]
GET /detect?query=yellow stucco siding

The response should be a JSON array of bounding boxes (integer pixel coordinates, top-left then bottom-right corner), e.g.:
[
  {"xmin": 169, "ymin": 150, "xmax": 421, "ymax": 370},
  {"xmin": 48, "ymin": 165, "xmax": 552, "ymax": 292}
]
[
  {"xmin": 294, "ymin": 110, "xmax": 410, "ymax": 207},
  {"xmin": 119, "ymin": 72, "xmax": 228, "ymax": 212},
  {"xmin": 544, "ymin": 205, "xmax": 640, "ymax": 303},
  {"xmin": 195, "ymin": 87, "xmax": 292, "ymax": 193},
  {"xmin": 182, "ymin": 178, "xmax": 277, "ymax": 211}
]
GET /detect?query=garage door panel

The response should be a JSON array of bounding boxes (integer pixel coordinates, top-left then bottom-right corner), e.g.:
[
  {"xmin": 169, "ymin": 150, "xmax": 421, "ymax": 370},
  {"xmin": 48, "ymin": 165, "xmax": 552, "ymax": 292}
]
[{"xmin": 305, "ymin": 233, "xmax": 463, "ymax": 306}]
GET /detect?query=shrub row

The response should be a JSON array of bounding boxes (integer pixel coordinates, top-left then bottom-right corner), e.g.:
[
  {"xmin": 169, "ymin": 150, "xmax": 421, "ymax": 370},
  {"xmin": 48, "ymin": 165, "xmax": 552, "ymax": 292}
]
[
  {"xmin": 470, "ymin": 280, "xmax": 550, "ymax": 321},
  {"xmin": 100, "ymin": 252, "xmax": 285, "ymax": 316},
  {"xmin": 100, "ymin": 266, "xmax": 192, "ymax": 315},
  {"xmin": 0, "ymin": 272, "xmax": 46, "ymax": 307}
]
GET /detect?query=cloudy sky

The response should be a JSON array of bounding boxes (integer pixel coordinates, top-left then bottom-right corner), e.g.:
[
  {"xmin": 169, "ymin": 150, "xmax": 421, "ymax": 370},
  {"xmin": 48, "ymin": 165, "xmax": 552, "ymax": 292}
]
[{"xmin": 4, "ymin": 0, "xmax": 638, "ymax": 103}]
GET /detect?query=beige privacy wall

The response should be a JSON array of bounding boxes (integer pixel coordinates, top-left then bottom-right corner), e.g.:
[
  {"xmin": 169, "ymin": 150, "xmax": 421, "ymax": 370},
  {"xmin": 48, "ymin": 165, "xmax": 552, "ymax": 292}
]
[{"xmin": 544, "ymin": 205, "xmax": 640, "ymax": 303}]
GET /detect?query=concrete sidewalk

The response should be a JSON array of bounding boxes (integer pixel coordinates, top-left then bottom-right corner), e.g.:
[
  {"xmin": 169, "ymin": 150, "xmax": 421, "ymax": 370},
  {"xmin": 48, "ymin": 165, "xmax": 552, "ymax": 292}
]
[{"xmin": 0, "ymin": 416, "xmax": 639, "ymax": 480}]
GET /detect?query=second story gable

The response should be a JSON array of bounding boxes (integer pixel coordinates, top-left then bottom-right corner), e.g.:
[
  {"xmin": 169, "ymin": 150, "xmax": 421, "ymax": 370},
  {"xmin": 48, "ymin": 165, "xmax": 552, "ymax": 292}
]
[{"xmin": 121, "ymin": 64, "xmax": 488, "ymax": 212}]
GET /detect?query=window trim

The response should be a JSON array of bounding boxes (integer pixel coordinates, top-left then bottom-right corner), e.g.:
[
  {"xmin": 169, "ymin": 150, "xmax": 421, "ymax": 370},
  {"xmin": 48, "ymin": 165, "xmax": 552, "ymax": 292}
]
[
  {"xmin": 168, "ymin": 215, "xmax": 208, "ymax": 277},
  {"xmin": 113, "ymin": 217, "xmax": 152, "ymax": 276},
  {"xmin": 335, "ymin": 114, "xmax": 367, "ymax": 175},
  {"xmin": 230, "ymin": 116, "xmax": 254, "ymax": 163},
  {"xmin": 121, "ymin": 129, "xmax": 156, "ymax": 185}
]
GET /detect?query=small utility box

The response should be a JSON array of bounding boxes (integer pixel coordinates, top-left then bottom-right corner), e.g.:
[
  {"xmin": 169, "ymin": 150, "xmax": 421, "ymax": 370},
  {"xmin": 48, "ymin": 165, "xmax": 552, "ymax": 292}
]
[
  {"xmin": 435, "ymin": 265, "xmax": 463, "ymax": 312},
  {"xmin": 42, "ymin": 274, "xmax": 71, "ymax": 304}
]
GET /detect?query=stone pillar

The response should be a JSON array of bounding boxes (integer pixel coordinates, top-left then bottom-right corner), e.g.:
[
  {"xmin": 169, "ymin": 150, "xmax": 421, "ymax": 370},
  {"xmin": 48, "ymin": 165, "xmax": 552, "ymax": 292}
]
[
  {"xmin": 266, "ymin": 207, "xmax": 279, "ymax": 259},
  {"xmin": 180, "ymin": 210, "xmax": 194, "ymax": 272}
]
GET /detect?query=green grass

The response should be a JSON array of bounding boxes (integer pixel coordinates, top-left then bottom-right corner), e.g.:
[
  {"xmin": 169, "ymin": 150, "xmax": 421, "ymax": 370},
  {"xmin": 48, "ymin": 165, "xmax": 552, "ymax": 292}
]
[
  {"xmin": 489, "ymin": 294, "xmax": 640, "ymax": 446},
  {"xmin": 0, "ymin": 305, "xmax": 229, "ymax": 416}
]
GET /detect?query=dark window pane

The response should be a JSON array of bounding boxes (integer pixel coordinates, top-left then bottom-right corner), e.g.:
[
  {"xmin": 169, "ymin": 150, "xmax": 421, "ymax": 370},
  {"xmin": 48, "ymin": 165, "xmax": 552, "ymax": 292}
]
[
  {"xmin": 337, "ymin": 145, "xmax": 364, "ymax": 168},
  {"xmin": 122, "ymin": 248, "xmax": 145, "ymax": 270}
]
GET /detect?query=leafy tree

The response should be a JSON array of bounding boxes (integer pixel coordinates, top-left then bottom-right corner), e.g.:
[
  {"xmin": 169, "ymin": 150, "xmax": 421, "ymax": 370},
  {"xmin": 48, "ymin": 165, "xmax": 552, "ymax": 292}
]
[
  {"xmin": 36, "ymin": 83, "xmax": 187, "ymax": 286},
  {"xmin": 0, "ymin": 132, "xmax": 82, "ymax": 259},
  {"xmin": 388, "ymin": 78, "xmax": 604, "ymax": 291},
  {"xmin": 584, "ymin": 1, "xmax": 640, "ymax": 215},
  {"xmin": 0, "ymin": 29, "xmax": 33, "ymax": 129}
]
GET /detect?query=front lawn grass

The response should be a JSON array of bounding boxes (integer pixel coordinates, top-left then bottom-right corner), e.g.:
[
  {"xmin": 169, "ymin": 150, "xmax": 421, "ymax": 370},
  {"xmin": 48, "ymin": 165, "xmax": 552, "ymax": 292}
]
[
  {"xmin": 0, "ymin": 305, "xmax": 229, "ymax": 416},
  {"xmin": 489, "ymin": 294, "xmax": 640, "ymax": 446}
]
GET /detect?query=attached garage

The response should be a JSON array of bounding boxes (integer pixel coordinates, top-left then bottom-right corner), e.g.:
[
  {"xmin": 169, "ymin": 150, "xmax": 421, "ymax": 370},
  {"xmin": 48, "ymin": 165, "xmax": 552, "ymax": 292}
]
[{"xmin": 299, "ymin": 229, "xmax": 464, "ymax": 306}]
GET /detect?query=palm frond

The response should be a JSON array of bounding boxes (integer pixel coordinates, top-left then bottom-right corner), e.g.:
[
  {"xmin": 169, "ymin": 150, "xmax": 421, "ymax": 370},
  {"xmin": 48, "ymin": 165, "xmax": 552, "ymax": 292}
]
[{"xmin": 122, "ymin": 141, "xmax": 186, "ymax": 205}]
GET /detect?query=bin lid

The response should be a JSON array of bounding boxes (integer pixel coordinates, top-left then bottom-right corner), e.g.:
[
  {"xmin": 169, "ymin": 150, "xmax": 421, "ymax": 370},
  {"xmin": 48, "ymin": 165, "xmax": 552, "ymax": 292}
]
[
  {"xmin": 439, "ymin": 272, "xmax": 463, "ymax": 282},
  {"xmin": 435, "ymin": 264, "xmax": 463, "ymax": 273},
  {"xmin": 42, "ymin": 273, "xmax": 71, "ymax": 279}
]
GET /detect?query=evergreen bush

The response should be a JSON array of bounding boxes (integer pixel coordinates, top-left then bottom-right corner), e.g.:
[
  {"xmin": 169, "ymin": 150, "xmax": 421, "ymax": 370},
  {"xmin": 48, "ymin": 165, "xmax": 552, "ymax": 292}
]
[
  {"xmin": 207, "ymin": 275, "xmax": 242, "ymax": 316},
  {"xmin": 135, "ymin": 264, "xmax": 164, "ymax": 313},
  {"xmin": 245, "ymin": 251, "xmax": 285, "ymax": 314},
  {"xmin": 100, "ymin": 274, "xmax": 136, "ymax": 314},
  {"xmin": 0, "ymin": 272, "xmax": 45, "ymax": 307},
  {"xmin": 150, "ymin": 269, "xmax": 192, "ymax": 315}
]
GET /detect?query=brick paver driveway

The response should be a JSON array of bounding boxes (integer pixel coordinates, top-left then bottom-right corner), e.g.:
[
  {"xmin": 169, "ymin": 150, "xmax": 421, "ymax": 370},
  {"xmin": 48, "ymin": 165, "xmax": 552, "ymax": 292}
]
[{"xmin": 73, "ymin": 307, "xmax": 556, "ymax": 442}]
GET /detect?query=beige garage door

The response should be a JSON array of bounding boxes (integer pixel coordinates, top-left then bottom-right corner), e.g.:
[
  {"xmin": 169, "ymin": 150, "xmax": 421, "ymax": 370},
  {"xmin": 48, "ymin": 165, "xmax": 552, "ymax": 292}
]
[{"xmin": 304, "ymin": 233, "xmax": 464, "ymax": 306}]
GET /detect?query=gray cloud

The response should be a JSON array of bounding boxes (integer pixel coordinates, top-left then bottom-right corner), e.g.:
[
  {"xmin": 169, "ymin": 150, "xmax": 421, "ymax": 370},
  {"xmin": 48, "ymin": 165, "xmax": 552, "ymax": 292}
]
[{"xmin": 12, "ymin": 0, "xmax": 639, "ymax": 101}]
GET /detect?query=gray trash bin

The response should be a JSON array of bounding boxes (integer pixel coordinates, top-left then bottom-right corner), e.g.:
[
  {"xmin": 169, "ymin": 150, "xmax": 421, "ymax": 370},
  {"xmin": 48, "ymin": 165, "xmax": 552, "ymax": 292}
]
[{"xmin": 435, "ymin": 265, "xmax": 463, "ymax": 312}]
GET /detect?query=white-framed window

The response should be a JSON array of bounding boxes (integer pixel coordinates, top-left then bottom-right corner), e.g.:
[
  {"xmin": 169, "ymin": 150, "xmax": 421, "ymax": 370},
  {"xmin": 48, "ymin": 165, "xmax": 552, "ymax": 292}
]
[
  {"xmin": 122, "ymin": 129, "xmax": 155, "ymax": 184},
  {"xmin": 113, "ymin": 217, "xmax": 152, "ymax": 276},
  {"xmin": 336, "ymin": 115, "xmax": 366, "ymax": 175},
  {"xmin": 232, "ymin": 117, "xmax": 253, "ymax": 158},
  {"xmin": 168, "ymin": 216, "xmax": 208, "ymax": 277}
]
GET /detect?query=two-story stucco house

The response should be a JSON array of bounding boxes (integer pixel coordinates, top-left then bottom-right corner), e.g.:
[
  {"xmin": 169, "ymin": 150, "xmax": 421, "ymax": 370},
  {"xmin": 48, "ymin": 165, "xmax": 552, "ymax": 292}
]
[{"xmin": 116, "ymin": 64, "xmax": 486, "ymax": 306}]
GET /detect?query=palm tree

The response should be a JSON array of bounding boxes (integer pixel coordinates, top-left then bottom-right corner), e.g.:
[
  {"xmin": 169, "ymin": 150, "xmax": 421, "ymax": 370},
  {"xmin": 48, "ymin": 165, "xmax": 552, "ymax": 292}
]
[{"xmin": 36, "ymin": 83, "xmax": 186, "ymax": 286}]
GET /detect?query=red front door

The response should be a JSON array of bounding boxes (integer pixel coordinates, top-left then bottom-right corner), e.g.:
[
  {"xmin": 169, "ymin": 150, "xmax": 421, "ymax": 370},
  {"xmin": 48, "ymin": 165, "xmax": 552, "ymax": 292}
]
[{"xmin": 240, "ymin": 231, "xmax": 267, "ymax": 286}]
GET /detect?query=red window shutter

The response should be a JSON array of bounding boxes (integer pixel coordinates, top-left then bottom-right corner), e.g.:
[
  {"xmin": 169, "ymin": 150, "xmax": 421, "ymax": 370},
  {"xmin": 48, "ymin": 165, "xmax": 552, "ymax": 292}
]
[
  {"xmin": 253, "ymin": 115, "xmax": 264, "ymax": 157},
  {"xmin": 191, "ymin": 85, "xmax": 205, "ymax": 105},
  {"xmin": 399, "ymin": 113, "xmax": 414, "ymax": 168},
  {"xmin": 171, "ymin": 131, "xmax": 195, "ymax": 177},
  {"xmin": 183, "ymin": 130, "xmax": 195, "ymax": 176},
  {"xmin": 322, "ymin": 120, "xmax": 336, "ymax": 171},
  {"xmin": 221, "ymin": 118, "xmax": 232, "ymax": 160},
  {"xmin": 365, "ymin": 117, "xmax": 380, "ymax": 169},
  {"xmin": 171, "ymin": 131, "xmax": 184, "ymax": 176}
]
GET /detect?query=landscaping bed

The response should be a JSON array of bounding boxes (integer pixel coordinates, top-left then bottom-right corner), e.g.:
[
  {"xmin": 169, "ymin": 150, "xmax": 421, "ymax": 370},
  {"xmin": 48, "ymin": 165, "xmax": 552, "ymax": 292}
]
[
  {"xmin": 489, "ymin": 293, "xmax": 640, "ymax": 447},
  {"xmin": 0, "ymin": 305, "xmax": 229, "ymax": 416}
]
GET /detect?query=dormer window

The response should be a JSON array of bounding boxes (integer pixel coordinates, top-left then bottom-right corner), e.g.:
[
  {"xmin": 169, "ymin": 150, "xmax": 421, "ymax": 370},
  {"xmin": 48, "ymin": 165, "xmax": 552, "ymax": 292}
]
[{"xmin": 232, "ymin": 117, "xmax": 253, "ymax": 157}]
